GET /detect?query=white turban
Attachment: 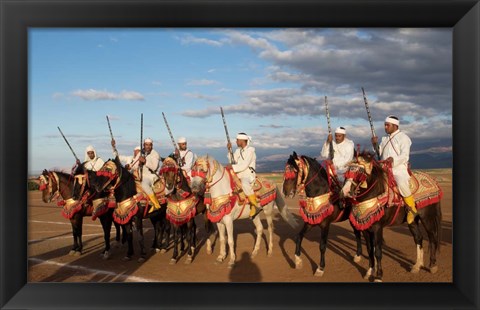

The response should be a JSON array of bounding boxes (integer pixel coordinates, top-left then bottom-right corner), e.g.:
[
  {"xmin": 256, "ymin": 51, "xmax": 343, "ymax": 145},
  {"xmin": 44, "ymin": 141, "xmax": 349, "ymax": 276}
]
[
  {"xmin": 385, "ymin": 115, "xmax": 400, "ymax": 126},
  {"xmin": 144, "ymin": 138, "xmax": 153, "ymax": 144},
  {"xmin": 84, "ymin": 145, "xmax": 97, "ymax": 162},
  {"xmin": 335, "ymin": 127, "xmax": 346, "ymax": 135},
  {"xmin": 177, "ymin": 137, "xmax": 187, "ymax": 143},
  {"xmin": 236, "ymin": 133, "xmax": 252, "ymax": 145}
]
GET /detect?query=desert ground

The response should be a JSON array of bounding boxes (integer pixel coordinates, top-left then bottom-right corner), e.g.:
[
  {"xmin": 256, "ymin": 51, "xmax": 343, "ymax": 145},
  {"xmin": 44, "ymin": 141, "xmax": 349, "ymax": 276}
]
[{"xmin": 28, "ymin": 169, "xmax": 452, "ymax": 283}]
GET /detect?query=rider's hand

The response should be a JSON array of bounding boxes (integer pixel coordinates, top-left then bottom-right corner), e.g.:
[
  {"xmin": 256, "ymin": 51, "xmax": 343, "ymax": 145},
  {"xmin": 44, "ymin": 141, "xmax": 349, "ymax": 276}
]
[
  {"xmin": 371, "ymin": 136, "xmax": 378, "ymax": 145},
  {"xmin": 327, "ymin": 134, "xmax": 333, "ymax": 143}
]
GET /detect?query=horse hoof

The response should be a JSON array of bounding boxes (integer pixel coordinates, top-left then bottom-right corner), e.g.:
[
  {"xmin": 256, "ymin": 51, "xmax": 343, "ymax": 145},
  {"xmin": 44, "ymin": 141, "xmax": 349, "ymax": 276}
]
[
  {"xmin": 138, "ymin": 257, "xmax": 146, "ymax": 263},
  {"xmin": 102, "ymin": 252, "xmax": 110, "ymax": 260},
  {"xmin": 74, "ymin": 251, "xmax": 82, "ymax": 256},
  {"xmin": 430, "ymin": 266, "xmax": 438, "ymax": 274},
  {"xmin": 353, "ymin": 255, "xmax": 362, "ymax": 263},
  {"xmin": 169, "ymin": 258, "xmax": 177, "ymax": 265},
  {"xmin": 410, "ymin": 266, "xmax": 421, "ymax": 274},
  {"xmin": 160, "ymin": 249, "xmax": 167, "ymax": 254},
  {"xmin": 184, "ymin": 256, "xmax": 193, "ymax": 264},
  {"xmin": 122, "ymin": 256, "xmax": 132, "ymax": 262},
  {"xmin": 68, "ymin": 250, "xmax": 76, "ymax": 256},
  {"xmin": 267, "ymin": 251, "xmax": 273, "ymax": 257},
  {"xmin": 206, "ymin": 248, "xmax": 212, "ymax": 255},
  {"xmin": 228, "ymin": 261, "xmax": 235, "ymax": 269},
  {"xmin": 251, "ymin": 252, "xmax": 258, "ymax": 259},
  {"xmin": 314, "ymin": 268, "xmax": 324, "ymax": 277},
  {"xmin": 374, "ymin": 278, "xmax": 383, "ymax": 283},
  {"xmin": 294, "ymin": 255, "xmax": 303, "ymax": 269}
]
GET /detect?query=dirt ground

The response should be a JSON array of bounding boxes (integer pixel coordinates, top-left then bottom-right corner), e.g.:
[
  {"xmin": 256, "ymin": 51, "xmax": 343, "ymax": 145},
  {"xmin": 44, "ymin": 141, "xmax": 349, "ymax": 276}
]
[{"xmin": 28, "ymin": 169, "xmax": 452, "ymax": 283}]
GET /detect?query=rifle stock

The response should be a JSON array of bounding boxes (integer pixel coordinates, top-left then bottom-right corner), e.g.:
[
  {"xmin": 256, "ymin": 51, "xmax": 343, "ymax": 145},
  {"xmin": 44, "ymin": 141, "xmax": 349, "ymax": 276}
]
[{"xmin": 220, "ymin": 107, "xmax": 235, "ymax": 164}]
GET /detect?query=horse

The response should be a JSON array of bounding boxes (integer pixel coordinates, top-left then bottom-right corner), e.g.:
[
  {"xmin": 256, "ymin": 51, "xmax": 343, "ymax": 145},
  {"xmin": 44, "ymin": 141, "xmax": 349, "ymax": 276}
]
[
  {"xmin": 38, "ymin": 168, "xmax": 122, "ymax": 257},
  {"xmin": 190, "ymin": 155, "xmax": 300, "ymax": 268},
  {"xmin": 87, "ymin": 158, "xmax": 171, "ymax": 262},
  {"xmin": 159, "ymin": 156, "xmax": 216, "ymax": 264},
  {"xmin": 282, "ymin": 152, "xmax": 363, "ymax": 276},
  {"xmin": 340, "ymin": 151, "xmax": 443, "ymax": 282}
]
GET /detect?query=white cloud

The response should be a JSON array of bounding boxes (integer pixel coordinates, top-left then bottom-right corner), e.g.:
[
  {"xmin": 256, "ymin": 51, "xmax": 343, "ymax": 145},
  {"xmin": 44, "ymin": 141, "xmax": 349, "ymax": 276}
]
[
  {"xmin": 183, "ymin": 92, "xmax": 220, "ymax": 102},
  {"xmin": 187, "ymin": 79, "xmax": 219, "ymax": 86},
  {"xmin": 52, "ymin": 92, "xmax": 64, "ymax": 100},
  {"xmin": 152, "ymin": 80, "xmax": 162, "ymax": 86},
  {"xmin": 71, "ymin": 89, "xmax": 144, "ymax": 101},
  {"xmin": 179, "ymin": 35, "xmax": 223, "ymax": 47}
]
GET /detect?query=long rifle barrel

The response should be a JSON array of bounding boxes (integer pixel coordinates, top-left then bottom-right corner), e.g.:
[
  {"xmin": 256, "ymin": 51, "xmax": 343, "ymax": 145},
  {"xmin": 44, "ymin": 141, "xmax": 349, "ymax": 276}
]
[
  {"xmin": 139, "ymin": 113, "xmax": 144, "ymax": 181},
  {"xmin": 106, "ymin": 115, "xmax": 117, "ymax": 154},
  {"xmin": 161, "ymin": 112, "xmax": 182, "ymax": 166},
  {"xmin": 361, "ymin": 87, "xmax": 381, "ymax": 159},
  {"xmin": 324, "ymin": 96, "xmax": 334, "ymax": 160},
  {"xmin": 220, "ymin": 107, "xmax": 235, "ymax": 164},
  {"xmin": 57, "ymin": 126, "xmax": 80, "ymax": 162}
]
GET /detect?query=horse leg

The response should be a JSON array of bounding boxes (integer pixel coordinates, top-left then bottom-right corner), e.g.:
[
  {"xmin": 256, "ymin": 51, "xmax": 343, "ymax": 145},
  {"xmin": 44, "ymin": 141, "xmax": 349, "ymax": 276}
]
[
  {"xmin": 70, "ymin": 214, "xmax": 83, "ymax": 256},
  {"xmin": 225, "ymin": 217, "xmax": 236, "ymax": 268},
  {"xmin": 135, "ymin": 214, "xmax": 146, "ymax": 263},
  {"xmin": 363, "ymin": 230, "xmax": 375, "ymax": 280},
  {"xmin": 351, "ymin": 223, "xmax": 363, "ymax": 262},
  {"xmin": 373, "ymin": 226, "xmax": 384, "ymax": 282},
  {"xmin": 215, "ymin": 222, "xmax": 227, "ymax": 264},
  {"xmin": 264, "ymin": 206, "xmax": 274, "ymax": 257},
  {"xmin": 251, "ymin": 216, "xmax": 263, "ymax": 258},
  {"xmin": 69, "ymin": 218, "xmax": 79, "ymax": 256},
  {"xmin": 420, "ymin": 205, "xmax": 441, "ymax": 274},
  {"xmin": 205, "ymin": 218, "xmax": 217, "ymax": 255},
  {"xmin": 170, "ymin": 225, "xmax": 180, "ymax": 264},
  {"xmin": 294, "ymin": 222, "xmax": 311, "ymax": 269},
  {"xmin": 184, "ymin": 220, "xmax": 196, "ymax": 264},
  {"xmin": 315, "ymin": 223, "xmax": 330, "ymax": 277},
  {"xmin": 99, "ymin": 214, "xmax": 112, "ymax": 260},
  {"xmin": 122, "ymin": 222, "xmax": 134, "ymax": 261},
  {"xmin": 408, "ymin": 219, "xmax": 424, "ymax": 273},
  {"xmin": 149, "ymin": 217, "xmax": 160, "ymax": 252}
]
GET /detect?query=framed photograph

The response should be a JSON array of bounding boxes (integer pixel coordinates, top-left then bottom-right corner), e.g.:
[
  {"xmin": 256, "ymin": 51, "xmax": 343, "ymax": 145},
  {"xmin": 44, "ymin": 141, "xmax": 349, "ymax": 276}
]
[{"xmin": 1, "ymin": 0, "xmax": 478, "ymax": 309}]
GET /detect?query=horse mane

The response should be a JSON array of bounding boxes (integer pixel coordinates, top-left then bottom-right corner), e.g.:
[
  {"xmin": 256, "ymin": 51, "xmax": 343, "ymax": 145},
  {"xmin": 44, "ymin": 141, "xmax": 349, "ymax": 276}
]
[
  {"xmin": 357, "ymin": 150, "xmax": 387, "ymax": 195},
  {"xmin": 301, "ymin": 155, "xmax": 327, "ymax": 179}
]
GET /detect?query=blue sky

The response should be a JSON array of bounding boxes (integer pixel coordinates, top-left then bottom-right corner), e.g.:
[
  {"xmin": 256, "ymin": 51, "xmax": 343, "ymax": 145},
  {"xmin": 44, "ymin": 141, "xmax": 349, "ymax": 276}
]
[{"xmin": 29, "ymin": 28, "xmax": 452, "ymax": 174}]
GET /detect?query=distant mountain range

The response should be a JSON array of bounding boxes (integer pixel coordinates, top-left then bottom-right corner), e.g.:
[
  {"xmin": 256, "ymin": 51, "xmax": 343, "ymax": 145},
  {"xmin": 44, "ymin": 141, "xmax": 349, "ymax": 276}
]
[{"xmin": 256, "ymin": 152, "xmax": 452, "ymax": 173}]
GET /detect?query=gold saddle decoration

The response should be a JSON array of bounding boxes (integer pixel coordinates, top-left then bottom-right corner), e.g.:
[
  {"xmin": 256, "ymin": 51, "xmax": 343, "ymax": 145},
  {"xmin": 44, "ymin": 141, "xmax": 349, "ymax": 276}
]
[
  {"xmin": 167, "ymin": 194, "xmax": 199, "ymax": 216},
  {"xmin": 226, "ymin": 168, "xmax": 276, "ymax": 206}
]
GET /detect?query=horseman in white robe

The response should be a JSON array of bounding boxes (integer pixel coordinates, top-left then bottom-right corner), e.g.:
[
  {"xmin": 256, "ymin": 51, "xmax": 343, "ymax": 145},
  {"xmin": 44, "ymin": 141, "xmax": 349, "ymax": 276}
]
[
  {"xmin": 82, "ymin": 145, "xmax": 104, "ymax": 171},
  {"xmin": 226, "ymin": 133, "xmax": 262, "ymax": 219},
  {"xmin": 174, "ymin": 137, "xmax": 196, "ymax": 179},
  {"xmin": 138, "ymin": 138, "xmax": 161, "ymax": 213},
  {"xmin": 320, "ymin": 126, "xmax": 355, "ymax": 184},
  {"xmin": 111, "ymin": 139, "xmax": 141, "ymax": 175},
  {"xmin": 371, "ymin": 115, "xmax": 418, "ymax": 224}
]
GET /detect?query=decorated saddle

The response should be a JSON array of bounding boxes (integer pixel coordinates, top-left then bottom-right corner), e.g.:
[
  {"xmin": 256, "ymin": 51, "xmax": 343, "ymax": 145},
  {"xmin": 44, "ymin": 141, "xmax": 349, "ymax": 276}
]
[
  {"xmin": 166, "ymin": 194, "xmax": 199, "ymax": 226},
  {"xmin": 349, "ymin": 170, "xmax": 443, "ymax": 230},
  {"xmin": 205, "ymin": 168, "xmax": 277, "ymax": 223}
]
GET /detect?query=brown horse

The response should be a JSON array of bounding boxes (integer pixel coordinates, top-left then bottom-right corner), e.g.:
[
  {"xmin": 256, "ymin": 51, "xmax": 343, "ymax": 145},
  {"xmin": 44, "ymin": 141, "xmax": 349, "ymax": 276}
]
[
  {"xmin": 159, "ymin": 156, "xmax": 216, "ymax": 264},
  {"xmin": 340, "ymin": 151, "xmax": 442, "ymax": 282},
  {"xmin": 38, "ymin": 168, "xmax": 122, "ymax": 257},
  {"xmin": 283, "ymin": 152, "xmax": 363, "ymax": 276}
]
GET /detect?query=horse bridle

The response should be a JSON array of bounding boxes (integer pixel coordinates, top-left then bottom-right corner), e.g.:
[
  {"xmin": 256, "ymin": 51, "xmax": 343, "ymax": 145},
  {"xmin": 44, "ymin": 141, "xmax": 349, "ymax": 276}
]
[
  {"xmin": 39, "ymin": 172, "xmax": 61, "ymax": 202},
  {"xmin": 191, "ymin": 158, "xmax": 224, "ymax": 188}
]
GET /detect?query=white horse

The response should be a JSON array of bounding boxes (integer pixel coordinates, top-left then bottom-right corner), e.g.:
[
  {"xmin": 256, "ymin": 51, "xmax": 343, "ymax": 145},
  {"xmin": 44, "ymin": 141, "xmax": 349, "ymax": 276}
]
[{"xmin": 190, "ymin": 155, "xmax": 300, "ymax": 268}]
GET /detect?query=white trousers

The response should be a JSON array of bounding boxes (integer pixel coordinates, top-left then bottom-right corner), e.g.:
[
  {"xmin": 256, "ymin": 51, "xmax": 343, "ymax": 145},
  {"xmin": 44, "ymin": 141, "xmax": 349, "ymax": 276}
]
[
  {"xmin": 141, "ymin": 173, "xmax": 158, "ymax": 195},
  {"xmin": 393, "ymin": 167, "xmax": 411, "ymax": 197},
  {"xmin": 240, "ymin": 177, "xmax": 254, "ymax": 196}
]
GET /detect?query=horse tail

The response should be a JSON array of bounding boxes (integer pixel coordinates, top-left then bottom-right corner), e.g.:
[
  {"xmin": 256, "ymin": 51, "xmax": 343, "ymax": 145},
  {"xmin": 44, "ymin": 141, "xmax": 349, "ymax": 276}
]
[
  {"xmin": 433, "ymin": 202, "xmax": 442, "ymax": 253},
  {"xmin": 274, "ymin": 187, "xmax": 301, "ymax": 230}
]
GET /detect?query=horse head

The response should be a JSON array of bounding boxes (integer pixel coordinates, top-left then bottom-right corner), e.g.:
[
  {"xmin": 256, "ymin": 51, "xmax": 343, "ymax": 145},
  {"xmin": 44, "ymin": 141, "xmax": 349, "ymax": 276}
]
[
  {"xmin": 71, "ymin": 163, "xmax": 92, "ymax": 200},
  {"xmin": 190, "ymin": 155, "xmax": 211, "ymax": 195},
  {"xmin": 340, "ymin": 151, "xmax": 383, "ymax": 200},
  {"xmin": 159, "ymin": 156, "xmax": 180, "ymax": 192},
  {"xmin": 39, "ymin": 169, "xmax": 57, "ymax": 203},
  {"xmin": 282, "ymin": 152, "xmax": 302, "ymax": 198},
  {"xmin": 91, "ymin": 160, "xmax": 120, "ymax": 193}
]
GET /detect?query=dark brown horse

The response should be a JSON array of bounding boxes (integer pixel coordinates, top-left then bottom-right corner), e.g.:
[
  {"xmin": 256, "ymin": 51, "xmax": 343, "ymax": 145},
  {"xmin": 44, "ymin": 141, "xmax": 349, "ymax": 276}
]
[
  {"xmin": 38, "ymin": 168, "xmax": 122, "ymax": 257},
  {"xmin": 340, "ymin": 151, "xmax": 442, "ymax": 282},
  {"xmin": 283, "ymin": 152, "xmax": 363, "ymax": 276},
  {"xmin": 159, "ymin": 156, "xmax": 216, "ymax": 264},
  {"xmin": 87, "ymin": 158, "xmax": 170, "ymax": 262}
]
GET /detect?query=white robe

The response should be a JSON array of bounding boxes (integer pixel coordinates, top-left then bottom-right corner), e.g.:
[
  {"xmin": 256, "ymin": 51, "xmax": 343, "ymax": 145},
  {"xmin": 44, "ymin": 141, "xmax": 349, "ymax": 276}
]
[
  {"xmin": 140, "ymin": 149, "xmax": 160, "ymax": 195},
  {"xmin": 179, "ymin": 149, "xmax": 196, "ymax": 177},
  {"xmin": 84, "ymin": 146, "xmax": 104, "ymax": 171},
  {"xmin": 378, "ymin": 129, "xmax": 412, "ymax": 196},
  {"xmin": 228, "ymin": 145, "xmax": 256, "ymax": 195},
  {"xmin": 320, "ymin": 138, "xmax": 355, "ymax": 181}
]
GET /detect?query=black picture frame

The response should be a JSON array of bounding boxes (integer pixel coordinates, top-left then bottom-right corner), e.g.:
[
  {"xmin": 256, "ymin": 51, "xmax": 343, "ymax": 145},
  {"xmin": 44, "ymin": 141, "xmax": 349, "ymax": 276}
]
[{"xmin": 1, "ymin": 0, "xmax": 478, "ymax": 309}]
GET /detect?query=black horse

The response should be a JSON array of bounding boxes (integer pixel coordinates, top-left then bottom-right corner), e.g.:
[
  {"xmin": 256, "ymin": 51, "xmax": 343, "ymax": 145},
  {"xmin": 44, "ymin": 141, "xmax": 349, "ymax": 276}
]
[
  {"xmin": 160, "ymin": 156, "xmax": 216, "ymax": 264},
  {"xmin": 87, "ymin": 158, "xmax": 170, "ymax": 262},
  {"xmin": 38, "ymin": 168, "xmax": 122, "ymax": 256},
  {"xmin": 282, "ymin": 152, "xmax": 363, "ymax": 276},
  {"xmin": 340, "ymin": 151, "xmax": 442, "ymax": 282}
]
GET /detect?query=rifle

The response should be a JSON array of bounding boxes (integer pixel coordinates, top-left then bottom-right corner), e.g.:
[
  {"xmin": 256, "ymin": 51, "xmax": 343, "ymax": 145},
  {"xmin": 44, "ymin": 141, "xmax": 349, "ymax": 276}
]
[
  {"xmin": 324, "ymin": 96, "xmax": 334, "ymax": 160},
  {"xmin": 106, "ymin": 115, "xmax": 117, "ymax": 154},
  {"xmin": 220, "ymin": 106, "xmax": 235, "ymax": 164},
  {"xmin": 361, "ymin": 87, "xmax": 381, "ymax": 160},
  {"xmin": 57, "ymin": 126, "xmax": 80, "ymax": 163},
  {"xmin": 161, "ymin": 112, "xmax": 183, "ymax": 167},
  {"xmin": 139, "ymin": 113, "xmax": 144, "ymax": 181}
]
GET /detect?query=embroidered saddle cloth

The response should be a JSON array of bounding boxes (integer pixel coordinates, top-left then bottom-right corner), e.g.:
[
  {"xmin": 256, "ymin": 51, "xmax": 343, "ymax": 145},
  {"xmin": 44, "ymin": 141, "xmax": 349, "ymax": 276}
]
[
  {"xmin": 226, "ymin": 168, "xmax": 277, "ymax": 207},
  {"xmin": 166, "ymin": 195, "xmax": 199, "ymax": 226},
  {"xmin": 299, "ymin": 193, "xmax": 335, "ymax": 225}
]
